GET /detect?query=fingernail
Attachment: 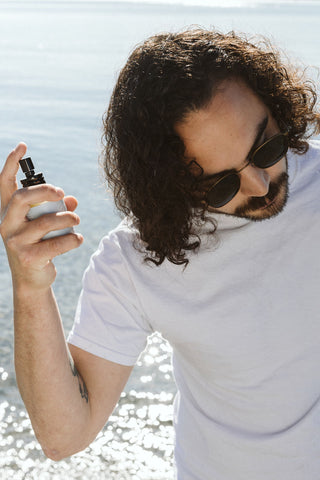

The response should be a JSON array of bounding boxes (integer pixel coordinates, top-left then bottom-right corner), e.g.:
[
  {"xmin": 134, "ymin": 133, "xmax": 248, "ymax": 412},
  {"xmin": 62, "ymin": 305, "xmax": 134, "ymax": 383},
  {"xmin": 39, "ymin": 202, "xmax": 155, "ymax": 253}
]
[{"xmin": 15, "ymin": 142, "xmax": 26, "ymax": 151}]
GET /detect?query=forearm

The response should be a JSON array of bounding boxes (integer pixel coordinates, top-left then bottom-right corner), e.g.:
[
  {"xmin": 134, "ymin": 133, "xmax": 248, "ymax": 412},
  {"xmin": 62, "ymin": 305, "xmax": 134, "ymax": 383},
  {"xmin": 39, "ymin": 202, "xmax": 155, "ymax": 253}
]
[
  {"xmin": 0, "ymin": 144, "xmax": 120, "ymax": 461},
  {"xmin": 13, "ymin": 284, "xmax": 91, "ymax": 460}
]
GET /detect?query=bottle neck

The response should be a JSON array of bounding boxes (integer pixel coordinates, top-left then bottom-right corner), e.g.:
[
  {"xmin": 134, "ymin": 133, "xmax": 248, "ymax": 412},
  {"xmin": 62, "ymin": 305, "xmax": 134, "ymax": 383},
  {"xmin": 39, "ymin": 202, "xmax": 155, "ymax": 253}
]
[{"xmin": 21, "ymin": 173, "xmax": 46, "ymax": 187}]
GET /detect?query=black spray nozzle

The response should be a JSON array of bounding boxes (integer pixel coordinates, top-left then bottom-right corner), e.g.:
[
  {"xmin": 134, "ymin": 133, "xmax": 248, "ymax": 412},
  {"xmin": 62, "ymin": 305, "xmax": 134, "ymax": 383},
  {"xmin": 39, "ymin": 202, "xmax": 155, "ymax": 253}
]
[
  {"xmin": 19, "ymin": 157, "xmax": 46, "ymax": 187},
  {"xmin": 19, "ymin": 157, "xmax": 35, "ymax": 177}
]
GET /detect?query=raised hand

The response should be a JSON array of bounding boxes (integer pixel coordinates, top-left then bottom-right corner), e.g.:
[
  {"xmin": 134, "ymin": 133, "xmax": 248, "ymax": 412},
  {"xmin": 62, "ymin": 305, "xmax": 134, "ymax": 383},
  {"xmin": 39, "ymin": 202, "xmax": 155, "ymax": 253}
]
[{"xmin": 0, "ymin": 143, "xmax": 83, "ymax": 290}]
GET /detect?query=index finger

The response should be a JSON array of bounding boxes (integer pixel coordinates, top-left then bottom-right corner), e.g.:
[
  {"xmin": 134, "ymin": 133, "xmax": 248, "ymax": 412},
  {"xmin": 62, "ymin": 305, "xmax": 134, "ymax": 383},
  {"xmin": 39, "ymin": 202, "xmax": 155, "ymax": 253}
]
[{"xmin": 0, "ymin": 143, "xmax": 28, "ymax": 215}]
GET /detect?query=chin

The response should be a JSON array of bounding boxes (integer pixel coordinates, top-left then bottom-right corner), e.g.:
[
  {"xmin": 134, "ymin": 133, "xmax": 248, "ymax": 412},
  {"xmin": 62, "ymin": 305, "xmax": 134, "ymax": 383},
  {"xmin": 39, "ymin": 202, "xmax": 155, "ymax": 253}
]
[
  {"xmin": 236, "ymin": 177, "xmax": 289, "ymax": 222},
  {"xmin": 208, "ymin": 172, "xmax": 289, "ymax": 221}
]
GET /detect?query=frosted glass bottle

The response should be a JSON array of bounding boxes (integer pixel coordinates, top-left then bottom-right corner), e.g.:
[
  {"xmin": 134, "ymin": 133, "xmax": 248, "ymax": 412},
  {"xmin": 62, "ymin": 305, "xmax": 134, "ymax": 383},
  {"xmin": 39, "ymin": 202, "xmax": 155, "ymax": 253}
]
[{"xmin": 19, "ymin": 157, "xmax": 74, "ymax": 240}]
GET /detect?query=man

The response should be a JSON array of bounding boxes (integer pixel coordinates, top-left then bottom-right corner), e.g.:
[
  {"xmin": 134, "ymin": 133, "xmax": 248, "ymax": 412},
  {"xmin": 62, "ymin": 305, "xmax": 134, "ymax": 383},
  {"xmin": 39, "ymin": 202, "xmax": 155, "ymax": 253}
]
[{"xmin": 1, "ymin": 28, "xmax": 320, "ymax": 479}]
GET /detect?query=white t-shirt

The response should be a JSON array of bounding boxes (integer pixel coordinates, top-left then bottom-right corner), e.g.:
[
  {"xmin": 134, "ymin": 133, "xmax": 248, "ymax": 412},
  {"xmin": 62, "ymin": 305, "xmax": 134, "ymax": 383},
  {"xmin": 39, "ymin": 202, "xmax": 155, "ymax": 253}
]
[{"xmin": 68, "ymin": 140, "xmax": 320, "ymax": 480}]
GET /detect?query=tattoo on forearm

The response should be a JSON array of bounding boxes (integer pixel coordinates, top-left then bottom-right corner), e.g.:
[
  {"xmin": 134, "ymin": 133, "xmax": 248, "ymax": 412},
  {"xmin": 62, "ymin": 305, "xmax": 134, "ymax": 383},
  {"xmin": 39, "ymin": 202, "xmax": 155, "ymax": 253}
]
[{"xmin": 69, "ymin": 355, "xmax": 89, "ymax": 403}]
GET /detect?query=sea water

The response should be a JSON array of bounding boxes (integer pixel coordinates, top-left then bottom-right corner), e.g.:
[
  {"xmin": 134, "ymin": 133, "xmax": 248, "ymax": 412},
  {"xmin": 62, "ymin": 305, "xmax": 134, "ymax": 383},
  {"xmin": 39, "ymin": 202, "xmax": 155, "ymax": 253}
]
[{"xmin": 0, "ymin": 1, "xmax": 319, "ymax": 478}]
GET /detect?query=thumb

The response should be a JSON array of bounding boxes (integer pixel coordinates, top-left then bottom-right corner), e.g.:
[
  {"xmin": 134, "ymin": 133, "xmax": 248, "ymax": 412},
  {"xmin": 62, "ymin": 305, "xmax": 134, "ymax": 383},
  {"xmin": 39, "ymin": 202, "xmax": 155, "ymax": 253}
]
[{"xmin": 63, "ymin": 196, "xmax": 78, "ymax": 212}]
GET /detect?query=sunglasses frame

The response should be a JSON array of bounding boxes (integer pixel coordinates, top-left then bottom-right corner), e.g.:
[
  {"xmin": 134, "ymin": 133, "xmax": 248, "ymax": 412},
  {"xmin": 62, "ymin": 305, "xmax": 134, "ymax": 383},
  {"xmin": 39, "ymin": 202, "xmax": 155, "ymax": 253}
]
[{"xmin": 205, "ymin": 131, "xmax": 289, "ymax": 208}]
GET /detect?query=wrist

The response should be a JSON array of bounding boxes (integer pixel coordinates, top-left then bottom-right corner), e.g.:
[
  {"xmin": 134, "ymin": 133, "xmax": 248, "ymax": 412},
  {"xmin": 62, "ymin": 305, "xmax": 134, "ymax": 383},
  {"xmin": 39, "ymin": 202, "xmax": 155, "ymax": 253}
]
[
  {"xmin": 12, "ymin": 278, "xmax": 53, "ymax": 299},
  {"xmin": 10, "ymin": 260, "xmax": 57, "ymax": 295}
]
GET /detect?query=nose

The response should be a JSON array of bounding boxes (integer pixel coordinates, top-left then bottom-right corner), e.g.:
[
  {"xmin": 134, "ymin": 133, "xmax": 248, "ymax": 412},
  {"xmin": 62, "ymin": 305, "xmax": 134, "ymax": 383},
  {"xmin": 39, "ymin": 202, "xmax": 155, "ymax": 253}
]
[{"xmin": 239, "ymin": 164, "xmax": 270, "ymax": 198}]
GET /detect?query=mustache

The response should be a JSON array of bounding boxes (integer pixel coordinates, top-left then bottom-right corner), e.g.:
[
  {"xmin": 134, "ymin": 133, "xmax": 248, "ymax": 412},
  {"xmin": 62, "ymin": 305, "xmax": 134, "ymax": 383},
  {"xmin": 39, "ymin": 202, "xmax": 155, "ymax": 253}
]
[{"xmin": 234, "ymin": 172, "xmax": 289, "ymax": 216}]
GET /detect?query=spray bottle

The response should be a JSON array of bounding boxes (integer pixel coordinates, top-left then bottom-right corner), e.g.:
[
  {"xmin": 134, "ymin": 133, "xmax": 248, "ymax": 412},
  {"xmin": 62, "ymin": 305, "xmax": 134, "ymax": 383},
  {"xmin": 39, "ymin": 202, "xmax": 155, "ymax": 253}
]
[{"xmin": 19, "ymin": 157, "xmax": 74, "ymax": 240}]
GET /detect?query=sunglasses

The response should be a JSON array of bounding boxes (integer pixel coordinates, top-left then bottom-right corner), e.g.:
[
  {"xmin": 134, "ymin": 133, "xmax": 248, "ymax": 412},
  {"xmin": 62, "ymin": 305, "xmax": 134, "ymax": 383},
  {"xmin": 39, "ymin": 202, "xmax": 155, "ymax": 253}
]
[{"xmin": 204, "ymin": 132, "xmax": 289, "ymax": 208}]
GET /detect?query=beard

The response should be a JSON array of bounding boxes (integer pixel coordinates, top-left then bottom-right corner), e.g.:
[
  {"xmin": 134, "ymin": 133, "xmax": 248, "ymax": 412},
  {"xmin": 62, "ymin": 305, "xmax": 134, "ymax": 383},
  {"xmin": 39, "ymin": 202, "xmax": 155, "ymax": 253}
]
[{"xmin": 233, "ymin": 171, "xmax": 289, "ymax": 221}]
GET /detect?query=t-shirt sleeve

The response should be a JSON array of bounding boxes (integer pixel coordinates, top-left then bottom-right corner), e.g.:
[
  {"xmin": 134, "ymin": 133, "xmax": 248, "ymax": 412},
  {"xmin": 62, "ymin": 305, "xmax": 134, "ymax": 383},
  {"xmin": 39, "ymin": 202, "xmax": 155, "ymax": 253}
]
[{"xmin": 67, "ymin": 233, "xmax": 153, "ymax": 366}]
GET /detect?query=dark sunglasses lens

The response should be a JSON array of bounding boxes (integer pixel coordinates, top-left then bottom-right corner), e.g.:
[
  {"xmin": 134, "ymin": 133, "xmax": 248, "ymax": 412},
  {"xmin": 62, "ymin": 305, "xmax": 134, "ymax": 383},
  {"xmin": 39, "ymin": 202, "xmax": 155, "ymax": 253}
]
[
  {"xmin": 207, "ymin": 174, "xmax": 240, "ymax": 208},
  {"xmin": 253, "ymin": 134, "xmax": 288, "ymax": 169}
]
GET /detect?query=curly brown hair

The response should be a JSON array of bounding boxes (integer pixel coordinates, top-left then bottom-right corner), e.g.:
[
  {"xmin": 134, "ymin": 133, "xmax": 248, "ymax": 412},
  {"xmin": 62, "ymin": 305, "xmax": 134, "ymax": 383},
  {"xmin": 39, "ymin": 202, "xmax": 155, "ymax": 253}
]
[{"xmin": 102, "ymin": 28, "xmax": 320, "ymax": 267}]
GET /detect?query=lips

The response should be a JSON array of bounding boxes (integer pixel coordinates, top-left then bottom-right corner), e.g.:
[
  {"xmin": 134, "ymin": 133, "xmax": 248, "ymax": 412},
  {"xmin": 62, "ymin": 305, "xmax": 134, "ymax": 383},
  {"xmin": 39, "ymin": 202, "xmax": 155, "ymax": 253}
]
[
  {"xmin": 259, "ymin": 197, "xmax": 276, "ymax": 210},
  {"xmin": 240, "ymin": 192, "xmax": 277, "ymax": 213},
  {"xmin": 234, "ymin": 171, "xmax": 289, "ymax": 218}
]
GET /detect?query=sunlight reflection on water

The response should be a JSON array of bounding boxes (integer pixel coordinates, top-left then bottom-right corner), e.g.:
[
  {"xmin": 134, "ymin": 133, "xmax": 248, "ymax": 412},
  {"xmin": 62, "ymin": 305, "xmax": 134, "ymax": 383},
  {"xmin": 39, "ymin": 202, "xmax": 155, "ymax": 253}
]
[{"xmin": 0, "ymin": 335, "xmax": 175, "ymax": 480}]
